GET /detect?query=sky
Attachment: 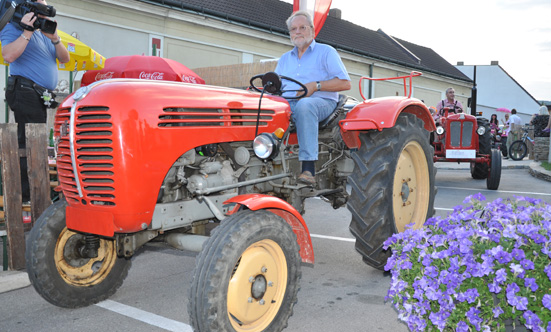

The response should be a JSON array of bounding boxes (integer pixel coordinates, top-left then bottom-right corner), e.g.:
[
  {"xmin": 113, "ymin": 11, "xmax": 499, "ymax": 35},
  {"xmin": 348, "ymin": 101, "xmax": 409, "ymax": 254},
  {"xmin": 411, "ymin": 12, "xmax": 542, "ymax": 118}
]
[{"xmin": 284, "ymin": 0, "xmax": 551, "ymax": 101}]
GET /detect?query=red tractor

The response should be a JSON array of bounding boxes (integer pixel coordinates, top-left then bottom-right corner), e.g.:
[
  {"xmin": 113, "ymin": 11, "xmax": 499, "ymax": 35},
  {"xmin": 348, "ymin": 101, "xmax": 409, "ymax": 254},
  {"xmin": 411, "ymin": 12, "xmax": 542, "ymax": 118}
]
[
  {"xmin": 432, "ymin": 108, "xmax": 501, "ymax": 190},
  {"xmin": 26, "ymin": 71, "xmax": 436, "ymax": 331}
]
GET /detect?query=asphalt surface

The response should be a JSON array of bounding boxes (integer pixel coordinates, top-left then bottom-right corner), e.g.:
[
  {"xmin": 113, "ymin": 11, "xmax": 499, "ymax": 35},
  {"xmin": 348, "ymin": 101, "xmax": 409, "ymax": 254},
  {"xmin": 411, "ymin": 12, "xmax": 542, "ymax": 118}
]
[{"xmin": 0, "ymin": 158, "xmax": 550, "ymax": 332}]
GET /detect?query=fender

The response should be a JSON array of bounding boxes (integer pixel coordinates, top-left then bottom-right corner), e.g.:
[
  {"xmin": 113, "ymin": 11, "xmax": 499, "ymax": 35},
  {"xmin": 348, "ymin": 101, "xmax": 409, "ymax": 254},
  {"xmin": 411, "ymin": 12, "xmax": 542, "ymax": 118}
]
[
  {"xmin": 225, "ymin": 194, "xmax": 314, "ymax": 264},
  {"xmin": 339, "ymin": 96, "xmax": 436, "ymax": 149}
]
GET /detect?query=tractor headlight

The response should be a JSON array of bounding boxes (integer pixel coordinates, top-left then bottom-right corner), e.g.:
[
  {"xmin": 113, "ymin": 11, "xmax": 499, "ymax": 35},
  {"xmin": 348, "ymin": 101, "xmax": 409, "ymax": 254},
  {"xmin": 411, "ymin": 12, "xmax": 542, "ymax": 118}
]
[
  {"xmin": 477, "ymin": 126, "xmax": 486, "ymax": 135},
  {"xmin": 253, "ymin": 133, "xmax": 278, "ymax": 160},
  {"xmin": 436, "ymin": 126, "xmax": 445, "ymax": 135}
]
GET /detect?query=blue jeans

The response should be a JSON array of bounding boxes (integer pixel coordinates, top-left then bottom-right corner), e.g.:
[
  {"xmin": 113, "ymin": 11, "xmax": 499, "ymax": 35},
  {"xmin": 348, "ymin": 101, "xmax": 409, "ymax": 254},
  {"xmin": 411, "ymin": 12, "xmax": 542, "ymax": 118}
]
[{"xmin": 288, "ymin": 97, "xmax": 337, "ymax": 161}]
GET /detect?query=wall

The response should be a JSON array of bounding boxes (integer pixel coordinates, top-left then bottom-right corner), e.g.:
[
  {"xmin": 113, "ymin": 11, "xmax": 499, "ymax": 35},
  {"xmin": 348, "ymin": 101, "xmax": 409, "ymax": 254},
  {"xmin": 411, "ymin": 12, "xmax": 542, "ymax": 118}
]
[{"xmin": 456, "ymin": 64, "xmax": 541, "ymax": 124}]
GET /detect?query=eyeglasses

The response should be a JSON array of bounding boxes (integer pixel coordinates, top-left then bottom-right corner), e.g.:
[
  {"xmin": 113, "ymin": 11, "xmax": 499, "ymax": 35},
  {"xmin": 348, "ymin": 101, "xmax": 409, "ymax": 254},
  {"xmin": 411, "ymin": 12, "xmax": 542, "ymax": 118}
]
[{"xmin": 290, "ymin": 25, "xmax": 311, "ymax": 34}]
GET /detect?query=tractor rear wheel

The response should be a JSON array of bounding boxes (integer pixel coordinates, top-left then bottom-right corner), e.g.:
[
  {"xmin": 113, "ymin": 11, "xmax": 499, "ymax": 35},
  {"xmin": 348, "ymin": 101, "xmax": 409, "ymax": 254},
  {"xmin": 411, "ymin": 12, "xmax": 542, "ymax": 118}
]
[
  {"xmin": 26, "ymin": 200, "xmax": 131, "ymax": 308},
  {"xmin": 471, "ymin": 118, "xmax": 491, "ymax": 179},
  {"xmin": 348, "ymin": 113, "xmax": 436, "ymax": 270},
  {"xmin": 189, "ymin": 210, "xmax": 301, "ymax": 332},
  {"xmin": 486, "ymin": 149, "xmax": 502, "ymax": 190}
]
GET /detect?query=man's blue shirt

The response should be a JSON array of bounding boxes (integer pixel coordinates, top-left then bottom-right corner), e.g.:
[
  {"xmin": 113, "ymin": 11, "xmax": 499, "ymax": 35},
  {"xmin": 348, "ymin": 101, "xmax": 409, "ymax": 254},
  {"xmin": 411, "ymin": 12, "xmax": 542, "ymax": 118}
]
[
  {"xmin": 1, "ymin": 22, "xmax": 58, "ymax": 90},
  {"xmin": 275, "ymin": 40, "xmax": 350, "ymax": 101}
]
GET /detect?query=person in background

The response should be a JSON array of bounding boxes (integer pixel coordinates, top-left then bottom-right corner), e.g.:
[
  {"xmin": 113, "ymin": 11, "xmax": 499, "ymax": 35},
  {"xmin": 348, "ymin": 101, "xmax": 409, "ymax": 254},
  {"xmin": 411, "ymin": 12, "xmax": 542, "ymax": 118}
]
[
  {"xmin": 436, "ymin": 87, "xmax": 463, "ymax": 116},
  {"xmin": 1, "ymin": 0, "xmax": 70, "ymax": 202},
  {"xmin": 501, "ymin": 113, "xmax": 510, "ymax": 159},
  {"xmin": 275, "ymin": 10, "xmax": 351, "ymax": 186},
  {"xmin": 490, "ymin": 113, "xmax": 499, "ymax": 130},
  {"xmin": 506, "ymin": 109, "xmax": 523, "ymax": 156}
]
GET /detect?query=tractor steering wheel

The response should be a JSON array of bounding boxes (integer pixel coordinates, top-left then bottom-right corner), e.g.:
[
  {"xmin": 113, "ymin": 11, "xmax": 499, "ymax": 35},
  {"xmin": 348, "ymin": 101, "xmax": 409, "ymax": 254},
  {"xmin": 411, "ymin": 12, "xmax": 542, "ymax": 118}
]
[{"xmin": 249, "ymin": 72, "xmax": 308, "ymax": 100}]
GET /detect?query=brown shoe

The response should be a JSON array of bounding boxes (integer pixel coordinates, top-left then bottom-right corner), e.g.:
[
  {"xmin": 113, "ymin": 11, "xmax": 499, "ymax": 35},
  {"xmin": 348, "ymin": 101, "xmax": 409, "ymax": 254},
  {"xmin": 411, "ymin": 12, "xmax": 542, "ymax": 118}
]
[{"xmin": 298, "ymin": 171, "xmax": 316, "ymax": 186}]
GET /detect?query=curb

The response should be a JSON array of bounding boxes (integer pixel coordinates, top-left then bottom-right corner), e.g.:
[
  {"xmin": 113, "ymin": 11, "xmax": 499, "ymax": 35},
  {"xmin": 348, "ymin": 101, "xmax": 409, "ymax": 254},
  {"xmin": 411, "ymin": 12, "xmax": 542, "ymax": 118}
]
[
  {"xmin": 528, "ymin": 162, "xmax": 551, "ymax": 183},
  {"xmin": 0, "ymin": 270, "xmax": 30, "ymax": 294}
]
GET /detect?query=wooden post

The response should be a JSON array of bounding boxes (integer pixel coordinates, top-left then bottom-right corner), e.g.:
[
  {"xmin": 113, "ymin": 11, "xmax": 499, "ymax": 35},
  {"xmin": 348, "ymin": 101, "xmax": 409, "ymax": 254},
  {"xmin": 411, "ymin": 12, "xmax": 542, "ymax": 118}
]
[
  {"xmin": 26, "ymin": 124, "xmax": 52, "ymax": 227},
  {"xmin": 0, "ymin": 124, "xmax": 25, "ymax": 270}
]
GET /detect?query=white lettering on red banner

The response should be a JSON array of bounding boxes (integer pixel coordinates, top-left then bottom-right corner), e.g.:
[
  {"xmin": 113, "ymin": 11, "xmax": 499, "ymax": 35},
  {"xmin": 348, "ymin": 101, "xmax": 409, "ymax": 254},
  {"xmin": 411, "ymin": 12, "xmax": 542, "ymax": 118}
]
[
  {"xmin": 182, "ymin": 75, "xmax": 197, "ymax": 84},
  {"xmin": 139, "ymin": 71, "xmax": 165, "ymax": 80},
  {"xmin": 96, "ymin": 71, "xmax": 115, "ymax": 81}
]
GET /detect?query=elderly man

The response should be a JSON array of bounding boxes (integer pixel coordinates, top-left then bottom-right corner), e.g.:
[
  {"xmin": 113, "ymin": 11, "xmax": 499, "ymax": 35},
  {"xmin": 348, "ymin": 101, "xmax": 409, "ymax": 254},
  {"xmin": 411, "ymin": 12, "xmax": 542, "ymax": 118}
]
[
  {"xmin": 275, "ymin": 10, "xmax": 351, "ymax": 186},
  {"xmin": 436, "ymin": 87, "xmax": 464, "ymax": 116}
]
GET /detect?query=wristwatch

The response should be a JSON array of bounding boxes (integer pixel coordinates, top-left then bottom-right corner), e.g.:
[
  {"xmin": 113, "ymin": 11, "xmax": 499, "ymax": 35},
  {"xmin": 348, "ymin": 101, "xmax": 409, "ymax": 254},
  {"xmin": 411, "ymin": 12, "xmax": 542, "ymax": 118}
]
[
  {"xmin": 316, "ymin": 81, "xmax": 321, "ymax": 91},
  {"xmin": 52, "ymin": 37, "xmax": 61, "ymax": 45}
]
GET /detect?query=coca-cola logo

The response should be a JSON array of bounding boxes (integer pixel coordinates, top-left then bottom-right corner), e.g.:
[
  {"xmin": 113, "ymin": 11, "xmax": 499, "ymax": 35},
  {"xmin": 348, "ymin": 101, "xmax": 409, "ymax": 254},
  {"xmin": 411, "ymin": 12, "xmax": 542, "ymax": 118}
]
[
  {"xmin": 139, "ymin": 71, "xmax": 164, "ymax": 80},
  {"xmin": 96, "ymin": 71, "xmax": 115, "ymax": 81},
  {"xmin": 182, "ymin": 75, "xmax": 198, "ymax": 84}
]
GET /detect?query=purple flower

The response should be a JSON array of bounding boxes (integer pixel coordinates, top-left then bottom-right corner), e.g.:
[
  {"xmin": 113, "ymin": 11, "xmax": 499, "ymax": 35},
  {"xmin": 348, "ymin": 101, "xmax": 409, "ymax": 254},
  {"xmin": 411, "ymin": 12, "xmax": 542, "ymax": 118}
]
[
  {"xmin": 520, "ymin": 259, "xmax": 535, "ymax": 270},
  {"xmin": 493, "ymin": 306, "xmax": 504, "ymax": 318},
  {"xmin": 495, "ymin": 250, "xmax": 512, "ymax": 264},
  {"xmin": 429, "ymin": 310, "xmax": 449, "ymax": 330},
  {"xmin": 488, "ymin": 281, "xmax": 501, "ymax": 293},
  {"xmin": 456, "ymin": 321, "xmax": 469, "ymax": 332},
  {"xmin": 456, "ymin": 288, "xmax": 479, "ymax": 304},
  {"xmin": 516, "ymin": 296, "xmax": 528, "ymax": 310},
  {"xmin": 545, "ymin": 264, "xmax": 551, "ymax": 281},
  {"xmin": 495, "ymin": 268, "xmax": 507, "ymax": 284},
  {"xmin": 543, "ymin": 294, "xmax": 551, "ymax": 310},
  {"xmin": 466, "ymin": 307, "xmax": 482, "ymax": 331},
  {"xmin": 510, "ymin": 263, "xmax": 524, "ymax": 275},
  {"xmin": 511, "ymin": 248, "xmax": 526, "ymax": 261},
  {"xmin": 524, "ymin": 277, "xmax": 538, "ymax": 292},
  {"xmin": 523, "ymin": 310, "xmax": 542, "ymax": 330}
]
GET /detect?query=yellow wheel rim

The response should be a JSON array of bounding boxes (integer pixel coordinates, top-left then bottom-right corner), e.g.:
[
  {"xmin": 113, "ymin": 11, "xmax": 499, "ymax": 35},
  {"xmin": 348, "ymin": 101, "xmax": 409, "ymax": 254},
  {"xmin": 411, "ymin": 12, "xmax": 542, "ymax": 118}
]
[
  {"xmin": 227, "ymin": 239, "xmax": 288, "ymax": 331},
  {"xmin": 54, "ymin": 227, "xmax": 117, "ymax": 286},
  {"xmin": 392, "ymin": 141, "xmax": 431, "ymax": 232}
]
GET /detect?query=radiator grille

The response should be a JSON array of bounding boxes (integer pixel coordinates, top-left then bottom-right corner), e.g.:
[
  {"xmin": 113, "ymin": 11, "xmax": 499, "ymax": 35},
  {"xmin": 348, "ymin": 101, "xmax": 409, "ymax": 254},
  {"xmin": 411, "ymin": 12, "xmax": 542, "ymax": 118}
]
[
  {"xmin": 449, "ymin": 121, "xmax": 473, "ymax": 148},
  {"xmin": 159, "ymin": 108, "xmax": 275, "ymax": 127},
  {"xmin": 55, "ymin": 106, "xmax": 115, "ymax": 206}
]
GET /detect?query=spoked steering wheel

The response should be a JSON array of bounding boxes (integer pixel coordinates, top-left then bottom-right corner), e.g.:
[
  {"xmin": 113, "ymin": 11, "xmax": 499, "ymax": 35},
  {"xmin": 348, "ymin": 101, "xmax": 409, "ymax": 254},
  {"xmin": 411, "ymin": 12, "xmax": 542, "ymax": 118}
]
[{"xmin": 249, "ymin": 72, "xmax": 308, "ymax": 99}]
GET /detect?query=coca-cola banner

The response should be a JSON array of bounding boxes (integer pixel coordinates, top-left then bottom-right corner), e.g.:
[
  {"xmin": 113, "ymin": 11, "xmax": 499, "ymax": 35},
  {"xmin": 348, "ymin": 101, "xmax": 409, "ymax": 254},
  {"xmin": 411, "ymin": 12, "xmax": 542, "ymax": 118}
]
[{"xmin": 81, "ymin": 55, "xmax": 205, "ymax": 86}]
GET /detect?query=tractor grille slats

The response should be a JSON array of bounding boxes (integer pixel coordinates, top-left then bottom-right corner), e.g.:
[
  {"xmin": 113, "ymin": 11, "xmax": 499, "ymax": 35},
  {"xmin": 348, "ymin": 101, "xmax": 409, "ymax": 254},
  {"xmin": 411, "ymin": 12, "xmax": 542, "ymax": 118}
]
[
  {"xmin": 55, "ymin": 106, "xmax": 115, "ymax": 206},
  {"xmin": 158, "ymin": 108, "xmax": 275, "ymax": 127}
]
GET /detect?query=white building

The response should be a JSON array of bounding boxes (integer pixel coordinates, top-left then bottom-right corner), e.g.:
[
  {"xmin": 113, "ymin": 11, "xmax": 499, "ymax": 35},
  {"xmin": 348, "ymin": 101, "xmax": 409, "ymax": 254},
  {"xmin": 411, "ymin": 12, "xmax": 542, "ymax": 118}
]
[{"xmin": 456, "ymin": 62, "xmax": 541, "ymax": 125}]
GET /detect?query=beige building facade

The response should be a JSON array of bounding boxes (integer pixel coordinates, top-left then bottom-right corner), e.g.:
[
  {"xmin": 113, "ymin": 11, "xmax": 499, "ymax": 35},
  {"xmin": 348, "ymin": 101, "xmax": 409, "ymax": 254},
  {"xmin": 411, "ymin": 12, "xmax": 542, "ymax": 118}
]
[{"xmin": 2, "ymin": 0, "xmax": 472, "ymax": 123}]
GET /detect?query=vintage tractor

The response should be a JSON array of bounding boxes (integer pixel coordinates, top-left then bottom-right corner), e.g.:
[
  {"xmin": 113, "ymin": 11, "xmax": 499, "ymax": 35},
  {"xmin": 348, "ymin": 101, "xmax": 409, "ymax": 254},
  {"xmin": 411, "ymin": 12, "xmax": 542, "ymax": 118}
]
[
  {"xmin": 25, "ymin": 71, "xmax": 436, "ymax": 331},
  {"xmin": 432, "ymin": 108, "xmax": 501, "ymax": 190}
]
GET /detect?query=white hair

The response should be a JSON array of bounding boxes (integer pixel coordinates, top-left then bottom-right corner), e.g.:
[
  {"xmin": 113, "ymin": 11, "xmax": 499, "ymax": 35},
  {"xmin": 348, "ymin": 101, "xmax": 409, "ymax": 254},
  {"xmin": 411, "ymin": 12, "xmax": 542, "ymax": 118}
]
[{"xmin": 286, "ymin": 10, "xmax": 314, "ymax": 30}]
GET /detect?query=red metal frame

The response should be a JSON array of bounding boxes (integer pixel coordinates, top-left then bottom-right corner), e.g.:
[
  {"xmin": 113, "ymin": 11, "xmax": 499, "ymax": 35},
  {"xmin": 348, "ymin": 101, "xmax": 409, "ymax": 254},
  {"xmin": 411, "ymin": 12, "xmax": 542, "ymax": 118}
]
[{"xmin": 359, "ymin": 71, "xmax": 422, "ymax": 100}]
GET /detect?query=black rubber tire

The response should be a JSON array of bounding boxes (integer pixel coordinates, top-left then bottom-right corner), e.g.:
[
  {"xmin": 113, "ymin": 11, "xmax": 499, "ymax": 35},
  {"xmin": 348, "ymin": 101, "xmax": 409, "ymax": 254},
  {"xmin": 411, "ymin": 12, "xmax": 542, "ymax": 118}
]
[
  {"xmin": 189, "ymin": 209, "xmax": 301, "ymax": 332},
  {"xmin": 471, "ymin": 119, "xmax": 491, "ymax": 179},
  {"xmin": 26, "ymin": 200, "xmax": 131, "ymax": 308},
  {"xmin": 348, "ymin": 113, "xmax": 436, "ymax": 270},
  {"xmin": 509, "ymin": 140, "xmax": 528, "ymax": 161},
  {"xmin": 487, "ymin": 149, "xmax": 502, "ymax": 190}
]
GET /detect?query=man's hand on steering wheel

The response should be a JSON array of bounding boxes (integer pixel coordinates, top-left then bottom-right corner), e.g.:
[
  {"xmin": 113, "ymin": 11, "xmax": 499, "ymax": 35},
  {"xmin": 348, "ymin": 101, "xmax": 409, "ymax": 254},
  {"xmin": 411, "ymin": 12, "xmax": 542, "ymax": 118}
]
[{"xmin": 303, "ymin": 81, "xmax": 317, "ymax": 97}]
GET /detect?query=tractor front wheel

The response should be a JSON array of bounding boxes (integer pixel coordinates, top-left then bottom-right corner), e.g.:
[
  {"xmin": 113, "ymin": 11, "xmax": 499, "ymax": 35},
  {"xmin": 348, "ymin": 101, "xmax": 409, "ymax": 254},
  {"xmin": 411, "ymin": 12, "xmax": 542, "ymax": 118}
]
[
  {"xmin": 348, "ymin": 113, "xmax": 436, "ymax": 270},
  {"xmin": 26, "ymin": 200, "xmax": 131, "ymax": 308},
  {"xmin": 189, "ymin": 210, "xmax": 301, "ymax": 332},
  {"xmin": 486, "ymin": 149, "xmax": 502, "ymax": 190}
]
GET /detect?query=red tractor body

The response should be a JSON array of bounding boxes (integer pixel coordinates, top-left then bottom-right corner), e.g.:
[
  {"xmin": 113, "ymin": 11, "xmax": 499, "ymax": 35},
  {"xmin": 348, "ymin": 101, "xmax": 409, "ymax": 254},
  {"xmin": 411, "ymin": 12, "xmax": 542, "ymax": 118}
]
[{"xmin": 432, "ymin": 108, "xmax": 501, "ymax": 190}]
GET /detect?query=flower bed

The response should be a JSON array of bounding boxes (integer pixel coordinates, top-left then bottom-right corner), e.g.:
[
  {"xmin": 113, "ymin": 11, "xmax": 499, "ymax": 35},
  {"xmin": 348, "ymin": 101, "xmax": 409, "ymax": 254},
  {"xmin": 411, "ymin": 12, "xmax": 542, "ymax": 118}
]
[{"xmin": 384, "ymin": 195, "xmax": 551, "ymax": 331}]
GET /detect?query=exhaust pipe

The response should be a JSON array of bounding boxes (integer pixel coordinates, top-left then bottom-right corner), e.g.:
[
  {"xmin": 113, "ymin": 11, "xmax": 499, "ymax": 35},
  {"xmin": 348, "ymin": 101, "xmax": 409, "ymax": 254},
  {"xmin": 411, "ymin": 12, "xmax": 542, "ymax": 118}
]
[{"xmin": 165, "ymin": 233, "xmax": 209, "ymax": 252}]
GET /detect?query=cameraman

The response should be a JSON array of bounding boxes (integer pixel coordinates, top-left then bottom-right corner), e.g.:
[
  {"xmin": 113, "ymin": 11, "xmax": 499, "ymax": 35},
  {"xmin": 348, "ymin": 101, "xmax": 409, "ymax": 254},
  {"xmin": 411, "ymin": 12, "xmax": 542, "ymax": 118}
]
[{"xmin": 1, "ymin": 0, "xmax": 69, "ymax": 202}]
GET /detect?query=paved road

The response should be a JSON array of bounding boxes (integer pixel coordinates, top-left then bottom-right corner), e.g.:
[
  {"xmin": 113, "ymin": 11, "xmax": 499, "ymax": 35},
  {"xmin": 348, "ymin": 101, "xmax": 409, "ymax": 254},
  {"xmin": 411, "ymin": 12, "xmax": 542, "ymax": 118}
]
[{"xmin": 0, "ymin": 168, "xmax": 549, "ymax": 332}]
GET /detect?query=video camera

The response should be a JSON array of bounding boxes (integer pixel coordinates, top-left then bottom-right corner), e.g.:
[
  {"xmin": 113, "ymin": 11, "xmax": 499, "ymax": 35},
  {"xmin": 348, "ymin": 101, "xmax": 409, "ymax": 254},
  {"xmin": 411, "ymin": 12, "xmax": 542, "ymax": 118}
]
[{"xmin": 0, "ymin": 0, "xmax": 57, "ymax": 34}]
